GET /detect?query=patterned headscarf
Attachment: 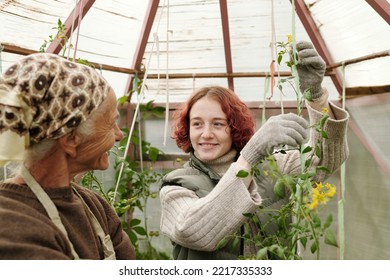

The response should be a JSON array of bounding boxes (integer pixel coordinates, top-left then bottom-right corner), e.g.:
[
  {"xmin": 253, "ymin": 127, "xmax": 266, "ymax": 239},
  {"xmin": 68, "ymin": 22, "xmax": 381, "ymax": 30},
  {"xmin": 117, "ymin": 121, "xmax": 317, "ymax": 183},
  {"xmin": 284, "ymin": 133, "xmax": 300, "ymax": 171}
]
[{"xmin": 0, "ymin": 53, "xmax": 110, "ymax": 166}]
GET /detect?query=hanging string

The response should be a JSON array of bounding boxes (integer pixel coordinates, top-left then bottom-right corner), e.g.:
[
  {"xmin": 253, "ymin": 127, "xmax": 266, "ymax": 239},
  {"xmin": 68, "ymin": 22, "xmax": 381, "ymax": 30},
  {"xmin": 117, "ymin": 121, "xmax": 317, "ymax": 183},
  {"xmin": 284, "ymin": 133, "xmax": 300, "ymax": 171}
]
[
  {"xmin": 338, "ymin": 63, "xmax": 347, "ymax": 260},
  {"xmin": 112, "ymin": 1, "xmax": 167, "ymax": 204},
  {"xmin": 72, "ymin": 0, "xmax": 83, "ymax": 60},
  {"xmin": 154, "ymin": 33, "xmax": 160, "ymax": 95},
  {"xmin": 192, "ymin": 73, "xmax": 196, "ymax": 92},
  {"xmin": 113, "ymin": 62, "xmax": 150, "ymax": 205},
  {"xmin": 262, "ymin": 75, "xmax": 270, "ymax": 126},
  {"xmin": 268, "ymin": 0, "xmax": 276, "ymax": 101},
  {"xmin": 290, "ymin": 0, "xmax": 300, "ymax": 116},
  {"xmin": 289, "ymin": 0, "xmax": 304, "ymax": 258},
  {"xmin": 137, "ymin": 97, "xmax": 144, "ymax": 172},
  {"xmin": 270, "ymin": 0, "xmax": 284, "ymax": 114},
  {"xmin": 163, "ymin": 0, "xmax": 171, "ymax": 147},
  {"xmin": 153, "ymin": 0, "xmax": 167, "ymax": 97}
]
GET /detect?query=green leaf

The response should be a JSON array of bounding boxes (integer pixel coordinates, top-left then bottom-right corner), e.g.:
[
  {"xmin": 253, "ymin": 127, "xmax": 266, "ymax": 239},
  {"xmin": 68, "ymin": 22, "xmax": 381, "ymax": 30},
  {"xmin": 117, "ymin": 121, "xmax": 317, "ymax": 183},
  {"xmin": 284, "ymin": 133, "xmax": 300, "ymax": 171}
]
[
  {"xmin": 316, "ymin": 166, "xmax": 331, "ymax": 173},
  {"xmin": 320, "ymin": 115, "xmax": 329, "ymax": 127},
  {"xmin": 148, "ymin": 147, "xmax": 160, "ymax": 162},
  {"xmin": 216, "ymin": 238, "xmax": 228, "ymax": 250},
  {"xmin": 310, "ymin": 242, "xmax": 318, "ymax": 254},
  {"xmin": 315, "ymin": 145, "xmax": 321, "ymax": 158},
  {"xmin": 129, "ymin": 218, "xmax": 142, "ymax": 227},
  {"xmin": 321, "ymin": 130, "xmax": 329, "ymax": 139},
  {"xmin": 242, "ymin": 212, "xmax": 254, "ymax": 219},
  {"xmin": 302, "ymin": 146, "xmax": 312, "ymax": 153},
  {"xmin": 256, "ymin": 247, "xmax": 268, "ymax": 260},
  {"xmin": 305, "ymin": 158, "xmax": 311, "ymax": 168},
  {"xmin": 274, "ymin": 179, "xmax": 285, "ymax": 199},
  {"xmin": 236, "ymin": 170, "xmax": 249, "ymax": 178},
  {"xmin": 325, "ymin": 228, "xmax": 339, "ymax": 247},
  {"xmin": 133, "ymin": 226, "xmax": 147, "ymax": 236},
  {"xmin": 128, "ymin": 230, "xmax": 138, "ymax": 246},
  {"xmin": 313, "ymin": 215, "xmax": 321, "ymax": 228},
  {"xmin": 324, "ymin": 214, "xmax": 333, "ymax": 229},
  {"xmin": 300, "ymin": 237, "xmax": 307, "ymax": 249},
  {"xmin": 232, "ymin": 236, "xmax": 240, "ymax": 250},
  {"xmin": 117, "ymin": 95, "xmax": 128, "ymax": 105}
]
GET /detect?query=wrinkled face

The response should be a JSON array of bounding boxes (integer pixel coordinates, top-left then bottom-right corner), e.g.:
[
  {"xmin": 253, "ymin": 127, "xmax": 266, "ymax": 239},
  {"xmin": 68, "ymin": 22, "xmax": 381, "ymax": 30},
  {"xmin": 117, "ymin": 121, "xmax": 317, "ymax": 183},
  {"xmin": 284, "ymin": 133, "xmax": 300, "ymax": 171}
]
[
  {"xmin": 75, "ymin": 89, "xmax": 123, "ymax": 171},
  {"xmin": 189, "ymin": 96, "xmax": 232, "ymax": 161}
]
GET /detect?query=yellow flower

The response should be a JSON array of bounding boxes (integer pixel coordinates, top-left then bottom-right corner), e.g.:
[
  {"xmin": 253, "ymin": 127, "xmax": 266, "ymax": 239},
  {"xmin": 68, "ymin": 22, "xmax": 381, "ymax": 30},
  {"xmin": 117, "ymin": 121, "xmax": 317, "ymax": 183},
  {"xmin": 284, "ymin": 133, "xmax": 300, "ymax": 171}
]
[
  {"xmin": 287, "ymin": 34, "xmax": 293, "ymax": 44},
  {"xmin": 263, "ymin": 170, "xmax": 269, "ymax": 177},
  {"xmin": 307, "ymin": 182, "xmax": 336, "ymax": 210},
  {"xmin": 308, "ymin": 200, "xmax": 318, "ymax": 210},
  {"xmin": 325, "ymin": 182, "xmax": 337, "ymax": 198},
  {"xmin": 312, "ymin": 190, "xmax": 329, "ymax": 205},
  {"xmin": 322, "ymin": 107, "xmax": 329, "ymax": 114}
]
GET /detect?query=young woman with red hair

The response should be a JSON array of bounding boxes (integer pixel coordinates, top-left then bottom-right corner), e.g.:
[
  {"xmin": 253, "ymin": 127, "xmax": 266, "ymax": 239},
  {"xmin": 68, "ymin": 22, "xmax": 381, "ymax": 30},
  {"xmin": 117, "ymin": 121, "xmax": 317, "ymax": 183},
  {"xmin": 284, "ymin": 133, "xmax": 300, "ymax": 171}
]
[{"xmin": 159, "ymin": 41, "xmax": 349, "ymax": 260}]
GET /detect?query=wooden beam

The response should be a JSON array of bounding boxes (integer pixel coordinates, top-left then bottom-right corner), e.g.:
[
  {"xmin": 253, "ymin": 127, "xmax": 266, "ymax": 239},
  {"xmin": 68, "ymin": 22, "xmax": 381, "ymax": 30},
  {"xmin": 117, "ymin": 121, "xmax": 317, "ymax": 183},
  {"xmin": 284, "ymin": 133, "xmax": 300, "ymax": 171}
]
[
  {"xmin": 0, "ymin": 43, "xmax": 137, "ymax": 74},
  {"xmin": 219, "ymin": 0, "xmax": 234, "ymax": 90},
  {"xmin": 327, "ymin": 49, "xmax": 390, "ymax": 70},
  {"xmin": 4, "ymin": 43, "xmax": 388, "ymax": 100},
  {"xmin": 346, "ymin": 85, "xmax": 390, "ymax": 97},
  {"xmin": 46, "ymin": 0, "xmax": 96, "ymax": 54},
  {"xmin": 0, "ymin": 43, "xmax": 35, "ymax": 56},
  {"xmin": 141, "ymin": 71, "xmax": 293, "ymax": 79},
  {"xmin": 291, "ymin": 0, "xmax": 344, "ymax": 95},
  {"xmin": 366, "ymin": 0, "xmax": 390, "ymax": 25},
  {"xmin": 124, "ymin": 0, "xmax": 160, "ymax": 97}
]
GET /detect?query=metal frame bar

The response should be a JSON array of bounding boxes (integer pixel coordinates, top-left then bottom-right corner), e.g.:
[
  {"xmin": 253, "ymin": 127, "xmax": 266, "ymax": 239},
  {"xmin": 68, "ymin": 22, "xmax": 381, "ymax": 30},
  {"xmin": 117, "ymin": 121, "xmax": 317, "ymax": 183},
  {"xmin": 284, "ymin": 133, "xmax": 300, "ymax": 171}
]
[
  {"xmin": 124, "ymin": 0, "xmax": 160, "ymax": 97},
  {"xmin": 291, "ymin": 0, "xmax": 344, "ymax": 95},
  {"xmin": 219, "ymin": 0, "xmax": 234, "ymax": 90},
  {"xmin": 46, "ymin": 0, "xmax": 96, "ymax": 54},
  {"xmin": 366, "ymin": 0, "xmax": 390, "ymax": 25}
]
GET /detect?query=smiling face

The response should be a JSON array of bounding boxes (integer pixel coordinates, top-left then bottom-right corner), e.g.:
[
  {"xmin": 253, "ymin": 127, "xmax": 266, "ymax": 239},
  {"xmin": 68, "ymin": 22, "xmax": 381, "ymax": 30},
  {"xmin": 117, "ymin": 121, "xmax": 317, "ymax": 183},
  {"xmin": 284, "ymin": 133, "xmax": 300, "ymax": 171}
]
[{"xmin": 189, "ymin": 96, "xmax": 232, "ymax": 161}]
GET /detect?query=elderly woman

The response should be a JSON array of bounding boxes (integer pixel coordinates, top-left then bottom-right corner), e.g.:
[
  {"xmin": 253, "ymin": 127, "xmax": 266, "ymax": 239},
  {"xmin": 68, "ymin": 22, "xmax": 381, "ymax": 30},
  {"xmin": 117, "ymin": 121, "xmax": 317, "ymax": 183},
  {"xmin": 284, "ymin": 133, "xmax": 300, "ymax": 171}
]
[
  {"xmin": 159, "ymin": 41, "xmax": 349, "ymax": 259},
  {"xmin": 0, "ymin": 53, "xmax": 135, "ymax": 259}
]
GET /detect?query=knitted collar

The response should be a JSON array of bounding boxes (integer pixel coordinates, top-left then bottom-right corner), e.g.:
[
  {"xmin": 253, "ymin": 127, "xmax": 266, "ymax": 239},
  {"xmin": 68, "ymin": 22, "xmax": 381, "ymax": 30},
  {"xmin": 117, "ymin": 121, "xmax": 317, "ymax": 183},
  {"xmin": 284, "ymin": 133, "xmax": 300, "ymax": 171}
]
[{"xmin": 194, "ymin": 149, "xmax": 237, "ymax": 176}]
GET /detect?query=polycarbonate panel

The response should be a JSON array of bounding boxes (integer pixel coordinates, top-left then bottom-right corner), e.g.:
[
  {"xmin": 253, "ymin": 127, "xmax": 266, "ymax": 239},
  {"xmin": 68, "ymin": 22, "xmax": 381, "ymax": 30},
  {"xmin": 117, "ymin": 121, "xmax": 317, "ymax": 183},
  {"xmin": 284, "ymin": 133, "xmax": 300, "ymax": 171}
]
[{"xmin": 1, "ymin": 0, "xmax": 389, "ymax": 102}]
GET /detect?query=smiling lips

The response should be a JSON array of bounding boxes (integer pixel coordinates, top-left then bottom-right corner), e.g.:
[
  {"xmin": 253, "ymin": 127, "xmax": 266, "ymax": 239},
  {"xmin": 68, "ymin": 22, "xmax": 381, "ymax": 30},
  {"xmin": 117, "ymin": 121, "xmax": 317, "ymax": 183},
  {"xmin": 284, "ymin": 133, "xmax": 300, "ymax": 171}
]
[{"xmin": 199, "ymin": 143, "xmax": 218, "ymax": 149}]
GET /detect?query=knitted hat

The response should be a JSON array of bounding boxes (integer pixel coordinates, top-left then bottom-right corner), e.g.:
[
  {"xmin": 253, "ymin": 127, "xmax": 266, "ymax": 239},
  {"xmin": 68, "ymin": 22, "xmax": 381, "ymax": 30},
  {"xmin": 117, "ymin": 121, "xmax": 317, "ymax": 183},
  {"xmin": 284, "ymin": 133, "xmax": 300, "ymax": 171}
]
[{"xmin": 0, "ymin": 53, "xmax": 110, "ymax": 166}]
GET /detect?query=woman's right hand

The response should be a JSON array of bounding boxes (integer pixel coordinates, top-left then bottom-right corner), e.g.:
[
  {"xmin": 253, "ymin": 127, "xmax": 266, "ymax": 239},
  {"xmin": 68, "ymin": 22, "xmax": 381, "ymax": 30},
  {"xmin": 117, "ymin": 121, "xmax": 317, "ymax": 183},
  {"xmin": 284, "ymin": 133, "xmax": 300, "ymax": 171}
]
[{"xmin": 240, "ymin": 113, "xmax": 309, "ymax": 165}]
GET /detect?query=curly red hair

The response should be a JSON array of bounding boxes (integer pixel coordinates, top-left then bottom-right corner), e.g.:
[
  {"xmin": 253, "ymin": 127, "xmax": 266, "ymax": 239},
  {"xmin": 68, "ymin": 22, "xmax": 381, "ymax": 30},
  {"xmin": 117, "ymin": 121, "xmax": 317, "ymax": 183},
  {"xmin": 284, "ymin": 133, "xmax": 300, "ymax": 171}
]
[{"xmin": 173, "ymin": 86, "xmax": 255, "ymax": 153}]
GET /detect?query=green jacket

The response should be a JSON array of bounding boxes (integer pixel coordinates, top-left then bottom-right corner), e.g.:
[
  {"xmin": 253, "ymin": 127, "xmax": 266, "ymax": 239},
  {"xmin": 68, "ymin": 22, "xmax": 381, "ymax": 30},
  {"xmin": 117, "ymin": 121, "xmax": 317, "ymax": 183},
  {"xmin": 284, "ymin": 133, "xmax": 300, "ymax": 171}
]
[{"xmin": 160, "ymin": 153, "xmax": 287, "ymax": 260}]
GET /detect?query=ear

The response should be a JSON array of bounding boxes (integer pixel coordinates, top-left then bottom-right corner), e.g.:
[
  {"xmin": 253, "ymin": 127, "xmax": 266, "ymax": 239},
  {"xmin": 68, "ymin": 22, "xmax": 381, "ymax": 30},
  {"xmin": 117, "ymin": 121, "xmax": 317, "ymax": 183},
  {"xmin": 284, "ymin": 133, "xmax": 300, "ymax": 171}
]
[{"xmin": 57, "ymin": 131, "xmax": 82, "ymax": 158}]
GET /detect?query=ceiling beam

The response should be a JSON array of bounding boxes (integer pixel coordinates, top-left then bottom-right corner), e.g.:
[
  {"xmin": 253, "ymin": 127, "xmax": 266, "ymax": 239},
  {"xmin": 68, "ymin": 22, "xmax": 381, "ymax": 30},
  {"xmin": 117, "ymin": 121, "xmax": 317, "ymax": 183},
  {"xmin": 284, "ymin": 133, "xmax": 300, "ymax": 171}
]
[
  {"xmin": 46, "ymin": 0, "xmax": 96, "ymax": 54},
  {"xmin": 290, "ymin": 0, "xmax": 344, "ymax": 95},
  {"xmin": 124, "ymin": 0, "xmax": 160, "ymax": 97},
  {"xmin": 219, "ymin": 0, "xmax": 234, "ymax": 90},
  {"xmin": 366, "ymin": 0, "xmax": 390, "ymax": 25},
  {"xmin": 346, "ymin": 85, "xmax": 390, "ymax": 97},
  {"xmin": 0, "ymin": 43, "xmax": 137, "ymax": 74}
]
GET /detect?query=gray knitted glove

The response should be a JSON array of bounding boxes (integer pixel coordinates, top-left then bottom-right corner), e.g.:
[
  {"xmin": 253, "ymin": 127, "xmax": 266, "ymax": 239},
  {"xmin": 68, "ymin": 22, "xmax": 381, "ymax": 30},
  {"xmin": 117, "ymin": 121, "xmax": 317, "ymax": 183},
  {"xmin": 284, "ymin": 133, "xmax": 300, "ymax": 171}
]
[
  {"xmin": 241, "ymin": 113, "xmax": 309, "ymax": 166},
  {"xmin": 296, "ymin": 41, "xmax": 326, "ymax": 100}
]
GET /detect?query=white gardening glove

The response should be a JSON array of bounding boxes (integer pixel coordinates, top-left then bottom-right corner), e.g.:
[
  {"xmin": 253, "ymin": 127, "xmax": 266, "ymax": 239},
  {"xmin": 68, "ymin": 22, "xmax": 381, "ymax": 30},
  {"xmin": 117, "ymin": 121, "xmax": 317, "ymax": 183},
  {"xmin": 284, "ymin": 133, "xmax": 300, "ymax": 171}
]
[
  {"xmin": 296, "ymin": 41, "xmax": 326, "ymax": 100},
  {"xmin": 240, "ymin": 113, "xmax": 309, "ymax": 166}
]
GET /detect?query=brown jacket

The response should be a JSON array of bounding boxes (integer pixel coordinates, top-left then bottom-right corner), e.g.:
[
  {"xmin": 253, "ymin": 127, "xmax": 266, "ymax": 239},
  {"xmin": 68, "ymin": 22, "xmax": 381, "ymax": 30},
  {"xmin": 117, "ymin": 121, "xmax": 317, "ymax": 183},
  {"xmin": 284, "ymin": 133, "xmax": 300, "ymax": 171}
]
[{"xmin": 0, "ymin": 182, "xmax": 135, "ymax": 260}]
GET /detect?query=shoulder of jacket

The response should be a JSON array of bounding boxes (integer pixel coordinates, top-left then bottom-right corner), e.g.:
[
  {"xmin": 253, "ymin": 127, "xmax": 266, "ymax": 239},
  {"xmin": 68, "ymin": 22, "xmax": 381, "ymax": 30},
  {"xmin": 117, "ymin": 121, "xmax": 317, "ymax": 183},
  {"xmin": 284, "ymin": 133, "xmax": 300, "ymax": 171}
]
[{"xmin": 160, "ymin": 165, "xmax": 214, "ymax": 197}]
